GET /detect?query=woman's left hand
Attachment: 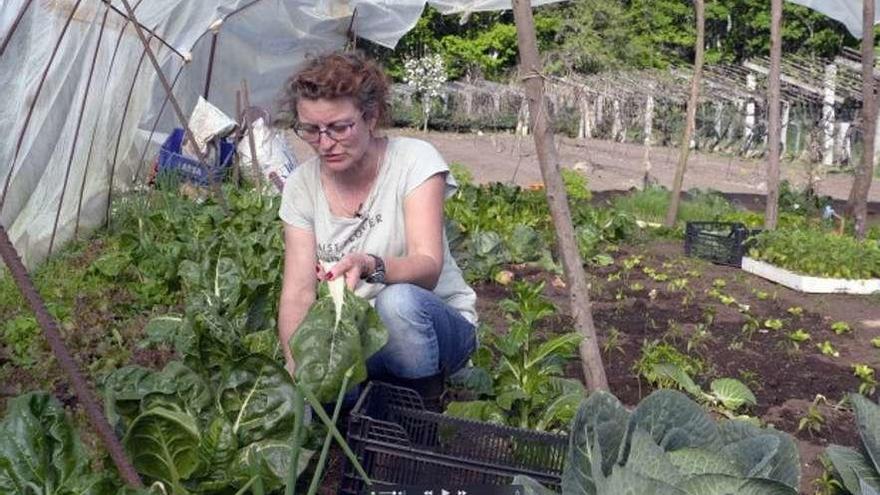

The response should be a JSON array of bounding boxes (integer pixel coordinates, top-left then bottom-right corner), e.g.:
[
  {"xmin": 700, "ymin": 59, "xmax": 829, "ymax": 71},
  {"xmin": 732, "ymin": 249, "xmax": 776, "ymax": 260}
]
[{"xmin": 322, "ymin": 253, "xmax": 373, "ymax": 290}]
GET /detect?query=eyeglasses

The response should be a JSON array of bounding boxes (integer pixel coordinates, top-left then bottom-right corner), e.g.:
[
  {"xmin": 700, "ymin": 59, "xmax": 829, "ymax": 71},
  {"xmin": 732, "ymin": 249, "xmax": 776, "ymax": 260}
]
[{"xmin": 293, "ymin": 117, "xmax": 360, "ymax": 143}]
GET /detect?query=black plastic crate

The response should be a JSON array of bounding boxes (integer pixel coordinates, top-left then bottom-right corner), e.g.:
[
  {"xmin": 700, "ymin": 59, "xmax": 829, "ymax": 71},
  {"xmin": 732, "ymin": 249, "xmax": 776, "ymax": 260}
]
[
  {"xmin": 684, "ymin": 221, "xmax": 759, "ymax": 267},
  {"xmin": 340, "ymin": 382, "xmax": 568, "ymax": 494}
]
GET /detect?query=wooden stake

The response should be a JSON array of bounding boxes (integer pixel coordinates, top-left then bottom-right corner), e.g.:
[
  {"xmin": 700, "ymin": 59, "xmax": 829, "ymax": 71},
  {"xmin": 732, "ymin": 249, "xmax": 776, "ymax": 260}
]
[
  {"xmin": 241, "ymin": 79, "xmax": 263, "ymax": 193},
  {"xmin": 849, "ymin": 0, "xmax": 876, "ymax": 238},
  {"xmin": 765, "ymin": 0, "xmax": 783, "ymax": 230},
  {"xmin": 511, "ymin": 0, "xmax": 608, "ymax": 391},
  {"xmin": 666, "ymin": 0, "xmax": 705, "ymax": 228}
]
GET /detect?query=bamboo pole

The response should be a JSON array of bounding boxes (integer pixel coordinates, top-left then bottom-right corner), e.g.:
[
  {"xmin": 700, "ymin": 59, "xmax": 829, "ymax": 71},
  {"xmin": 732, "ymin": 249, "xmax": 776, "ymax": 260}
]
[{"xmin": 511, "ymin": 0, "xmax": 608, "ymax": 391}]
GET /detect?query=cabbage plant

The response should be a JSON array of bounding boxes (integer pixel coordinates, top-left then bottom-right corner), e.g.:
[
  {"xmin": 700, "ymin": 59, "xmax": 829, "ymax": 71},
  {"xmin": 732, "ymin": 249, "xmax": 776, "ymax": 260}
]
[
  {"xmin": 825, "ymin": 393, "xmax": 880, "ymax": 494},
  {"xmin": 517, "ymin": 389, "xmax": 800, "ymax": 494}
]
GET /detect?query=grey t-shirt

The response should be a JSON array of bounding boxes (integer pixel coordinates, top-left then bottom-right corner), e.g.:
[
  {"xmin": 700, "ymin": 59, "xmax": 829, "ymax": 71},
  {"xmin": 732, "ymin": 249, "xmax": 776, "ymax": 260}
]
[{"xmin": 279, "ymin": 136, "xmax": 477, "ymax": 325}]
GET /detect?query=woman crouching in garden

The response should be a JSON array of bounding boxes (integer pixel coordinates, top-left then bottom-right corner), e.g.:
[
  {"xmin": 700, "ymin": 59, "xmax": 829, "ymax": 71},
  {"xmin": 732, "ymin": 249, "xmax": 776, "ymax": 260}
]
[{"xmin": 277, "ymin": 51, "xmax": 477, "ymax": 402}]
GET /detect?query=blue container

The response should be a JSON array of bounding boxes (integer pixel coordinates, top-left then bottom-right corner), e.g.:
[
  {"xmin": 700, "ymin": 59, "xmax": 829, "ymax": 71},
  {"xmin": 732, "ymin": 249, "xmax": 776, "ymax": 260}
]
[{"xmin": 157, "ymin": 128, "xmax": 235, "ymax": 186}]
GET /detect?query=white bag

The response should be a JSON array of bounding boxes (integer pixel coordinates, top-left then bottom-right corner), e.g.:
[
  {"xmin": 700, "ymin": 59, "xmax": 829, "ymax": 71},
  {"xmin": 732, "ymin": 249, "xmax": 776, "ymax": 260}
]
[
  {"xmin": 185, "ymin": 96, "xmax": 237, "ymax": 156},
  {"xmin": 238, "ymin": 117, "xmax": 298, "ymax": 192}
]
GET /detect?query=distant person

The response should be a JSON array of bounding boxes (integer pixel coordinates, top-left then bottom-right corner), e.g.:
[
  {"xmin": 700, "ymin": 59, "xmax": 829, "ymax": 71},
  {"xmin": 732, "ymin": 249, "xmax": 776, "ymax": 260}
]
[{"xmin": 276, "ymin": 51, "xmax": 477, "ymax": 398}]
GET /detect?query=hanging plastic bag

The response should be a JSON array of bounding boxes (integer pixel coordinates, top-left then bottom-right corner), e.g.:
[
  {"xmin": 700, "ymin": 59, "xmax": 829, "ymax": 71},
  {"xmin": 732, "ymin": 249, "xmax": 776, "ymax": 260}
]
[{"xmin": 238, "ymin": 117, "xmax": 298, "ymax": 192}]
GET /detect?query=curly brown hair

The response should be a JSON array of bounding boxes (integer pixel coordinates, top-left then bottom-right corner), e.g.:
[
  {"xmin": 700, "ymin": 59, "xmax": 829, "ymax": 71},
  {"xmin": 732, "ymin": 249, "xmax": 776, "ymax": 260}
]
[{"xmin": 283, "ymin": 51, "xmax": 391, "ymax": 127}]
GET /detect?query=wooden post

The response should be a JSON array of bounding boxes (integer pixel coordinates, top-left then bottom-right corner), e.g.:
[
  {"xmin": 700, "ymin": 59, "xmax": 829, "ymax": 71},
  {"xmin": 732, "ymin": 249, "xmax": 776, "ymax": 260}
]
[
  {"xmin": 511, "ymin": 0, "xmax": 608, "ymax": 392},
  {"xmin": 765, "ymin": 0, "xmax": 782, "ymax": 230},
  {"xmin": 849, "ymin": 0, "xmax": 876, "ymax": 238},
  {"xmin": 611, "ymin": 98, "xmax": 622, "ymax": 141},
  {"xmin": 666, "ymin": 0, "xmax": 705, "ymax": 228},
  {"xmin": 241, "ymin": 79, "xmax": 263, "ymax": 192}
]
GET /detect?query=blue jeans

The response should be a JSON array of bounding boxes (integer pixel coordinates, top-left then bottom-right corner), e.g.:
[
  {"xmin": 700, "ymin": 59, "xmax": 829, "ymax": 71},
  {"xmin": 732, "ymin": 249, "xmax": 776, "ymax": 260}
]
[{"xmin": 367, "ymin": 283, "xmax": 476, "ymax": 380}]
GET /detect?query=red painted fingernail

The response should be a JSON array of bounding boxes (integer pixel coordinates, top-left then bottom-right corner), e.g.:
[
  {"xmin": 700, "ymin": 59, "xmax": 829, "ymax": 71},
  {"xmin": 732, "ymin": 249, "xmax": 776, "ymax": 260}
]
[
  {"xmin": 316, "ymin": 265, "xmax": 320, "ymax": 273},
  {"xmin": 327, "ymin": 273, "xmax": 335, "ymax": 280}
]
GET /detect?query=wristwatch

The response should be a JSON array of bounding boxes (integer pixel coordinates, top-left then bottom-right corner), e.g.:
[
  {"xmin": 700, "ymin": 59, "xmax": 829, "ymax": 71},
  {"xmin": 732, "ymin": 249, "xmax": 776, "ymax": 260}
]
[{"xmin": 364, "ymin": 254, "xmax": 386, "ymax": 284}]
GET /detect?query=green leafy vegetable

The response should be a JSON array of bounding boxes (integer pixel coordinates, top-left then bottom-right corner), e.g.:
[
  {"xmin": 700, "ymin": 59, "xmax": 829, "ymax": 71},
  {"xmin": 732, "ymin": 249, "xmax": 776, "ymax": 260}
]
[{"xmin": 291, "ymin": 283, "xmax": 388, "ymax": 403}]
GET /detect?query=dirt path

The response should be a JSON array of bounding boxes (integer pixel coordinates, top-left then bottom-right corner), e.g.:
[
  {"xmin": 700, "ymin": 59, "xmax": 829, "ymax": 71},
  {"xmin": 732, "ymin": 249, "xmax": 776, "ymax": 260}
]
[{"xmin": 288, "ymin": 129, "xmax": 880, "ymax": 206}]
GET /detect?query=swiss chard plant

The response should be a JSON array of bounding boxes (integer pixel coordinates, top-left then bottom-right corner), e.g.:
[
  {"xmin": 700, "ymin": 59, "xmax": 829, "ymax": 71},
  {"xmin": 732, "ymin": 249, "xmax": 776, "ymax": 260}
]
[
  {"xmin": 446, "ymin": 280, "xmax": 584, "ymax": 431},
  {"xmin": 0, "ymin": 392, "xmax": 150, "ymax": 495},
  {"xmin": 291, "ymin": 279, "xmax": 388, "ymax": 404},
  {"xmin": 516, "ymin": 389, "xmax": 801, "ymax": 494}
]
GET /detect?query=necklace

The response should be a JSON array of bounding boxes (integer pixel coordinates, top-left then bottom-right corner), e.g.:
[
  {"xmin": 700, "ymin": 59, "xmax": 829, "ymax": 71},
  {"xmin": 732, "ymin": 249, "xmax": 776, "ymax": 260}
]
[{"xmin": 325, "ymin": 145, "xmax": 382, "ymax": 218}]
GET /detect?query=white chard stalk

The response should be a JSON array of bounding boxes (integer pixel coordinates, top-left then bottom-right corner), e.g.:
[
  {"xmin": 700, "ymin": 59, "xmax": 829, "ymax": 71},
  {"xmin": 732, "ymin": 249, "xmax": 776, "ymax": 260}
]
[{"xmin": 321, "ymin": 261, "xmax": 345, "ymax": 330}]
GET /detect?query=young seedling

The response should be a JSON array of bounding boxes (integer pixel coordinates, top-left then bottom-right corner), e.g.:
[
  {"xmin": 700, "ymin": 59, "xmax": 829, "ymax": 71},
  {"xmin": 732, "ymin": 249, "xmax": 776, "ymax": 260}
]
[
  {"xmin": 788, "ymin": 329, "xmax": 811, "ymax": 350},
  {"xmin": 602, "ymin": 327, "xmax": 624, "ymax": 355},
  {"xmin": 718, "ymin": 294, "xmax": 737, "ymax": 306},
  {"xmin": 853, "ymin": 363, "xmax": 877, "ymax": 396},
  {"xmin": 753, "ymin": 290, "xmax": 770, "ymax": 300},
  {"xmin": 797, "ymin": 395, "xmax": 826, "ymax": 437},
  {"xmin": 712, "ymin": 278, "xmax": 727, "ymax": 289},
  {"xmin": 763, "ymin": 318, "xmax": 784, "ymax": 332},
  {"xmin": 831, "ymin": 321, "xmax": 852, "ymax": 335},
  {"xmin": 816, "ymin": 340, "xmax": 840, "ymax": 358},
  {"xmin": 668, "ymin": 278, "xmax": 688, "ymax": 292},
  {"xmin": 872, "ymin": 337, "xmax": 880, "ymax": 349},
  {"xmin": 786, "ymin": 306, "xmax": 803, "ymax": 317},
  {"xmin": 629, "ymin": 282, "xmax": 645, "ymax": 291}
]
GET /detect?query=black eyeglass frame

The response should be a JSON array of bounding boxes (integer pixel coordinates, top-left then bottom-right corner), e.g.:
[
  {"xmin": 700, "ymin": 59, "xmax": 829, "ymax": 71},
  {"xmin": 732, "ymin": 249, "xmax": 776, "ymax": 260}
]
[{"xmin": 293, "ymin": 112, "xmax": 366, "ymax": 143}]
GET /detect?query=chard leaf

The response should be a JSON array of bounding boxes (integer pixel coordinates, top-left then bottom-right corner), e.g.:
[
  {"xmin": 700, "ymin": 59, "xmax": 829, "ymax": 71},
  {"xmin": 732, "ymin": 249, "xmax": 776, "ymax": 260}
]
[
  {"xmin": 218, "ymin": 355, "xmax": 298, "ymax": 445},
  {"xmin": 242, "ymin": 329, "xmax": 281, "ymax": 359},
  {"xmin": 196, "ymin": 414, "xmax": 238, "ymax": 480},
  {"xmin": 852, "ymin": 393, "xmax": 880, "ymax": 476},
  {"xmin": 677, "ymin": 474, "xmax": 798, "ymax": 495},
  {"xmin": 447, "ymin": 366, "xmax": 495, "ymax": 396},
  {"xmin": 709, "ymin": 379, "xmax": 757, "ymax": 411},
  {"xmin": 445, "ymin": 401, "xmax": 507, "ymax": 425},
  {"xmin": 0, "ymin": 393, "xmax": 104, "ymax": 495},
  {"xmin": 563, "ymin": 391, "xmax": 629, "ymax": 494},
  {"xmin": 291, "ymin": 284, "xmax": 388, "ymax": 403},
  {"xmin": 826, "ymin": 445, "xmax": 880, "ymax": 495},
  {"xmin": 123, "ymin": 407, "xmax": 202, "ymax": 489},
  {"xmin": 718, "ymin": 420, "xmax": 800, "ymax": 489},
  {"xmin": 140, "ymin": 315, "xmax": 184, "ymax": 349},
  {"xmin": 621, "ymin": 390, "xmax": 718, "ymax": 462},
  {"xmin": 536, "ymin": 390, "xmax": 585, "ymax": 431},
  {"xmin": 214, "ymin": 256, "xmax": 241, "ymax": 309},
  {"xmin": 102, "ymin": 366, "xmax": 178, "ymax": 429},
  {"xmin": 231, "ymin": 440, "xmax": 313, "ymax": 491}
]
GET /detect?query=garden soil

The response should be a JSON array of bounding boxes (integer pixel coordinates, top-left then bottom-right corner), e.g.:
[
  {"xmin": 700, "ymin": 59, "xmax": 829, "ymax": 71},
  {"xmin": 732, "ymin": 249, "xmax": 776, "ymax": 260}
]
[{"xmin": 476, "ymin": 240, "xmax": 877, "ymax": 495}]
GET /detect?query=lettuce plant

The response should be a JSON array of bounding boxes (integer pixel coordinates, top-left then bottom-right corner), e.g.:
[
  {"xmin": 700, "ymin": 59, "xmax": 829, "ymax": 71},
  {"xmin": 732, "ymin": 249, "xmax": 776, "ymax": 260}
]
[
  {"xmin": 517, "ymin": 389, "xmax": 800, "ymax": 494},
  {"xmin": 824, "ymin": 393, "xmax": 880, "ymax": 494}
]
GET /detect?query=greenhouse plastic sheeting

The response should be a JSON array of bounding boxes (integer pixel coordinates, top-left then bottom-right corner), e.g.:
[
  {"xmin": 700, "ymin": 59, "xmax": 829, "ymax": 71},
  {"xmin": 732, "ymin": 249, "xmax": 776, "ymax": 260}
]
[
  {"xmin": 0, "ymin": 0, "xmax": 561, "ymax": 268},
  {"xmin": 786, "ymin": 0, "xmax": 880, "ymax": 38}
]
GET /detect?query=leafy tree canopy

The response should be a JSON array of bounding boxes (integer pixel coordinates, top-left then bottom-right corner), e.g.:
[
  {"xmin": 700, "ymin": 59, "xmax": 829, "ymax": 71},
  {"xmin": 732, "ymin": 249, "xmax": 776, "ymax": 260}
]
[{"xmin": 366, "ymin": 0, "xmax": 860, "ymax": 82}]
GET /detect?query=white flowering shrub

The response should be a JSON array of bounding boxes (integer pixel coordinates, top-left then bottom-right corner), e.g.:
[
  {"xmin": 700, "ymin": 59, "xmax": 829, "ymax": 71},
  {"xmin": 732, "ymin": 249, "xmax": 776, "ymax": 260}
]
[{"xmin": 403, "ymin": 54, "xmax": 448, "ymax": 131}]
